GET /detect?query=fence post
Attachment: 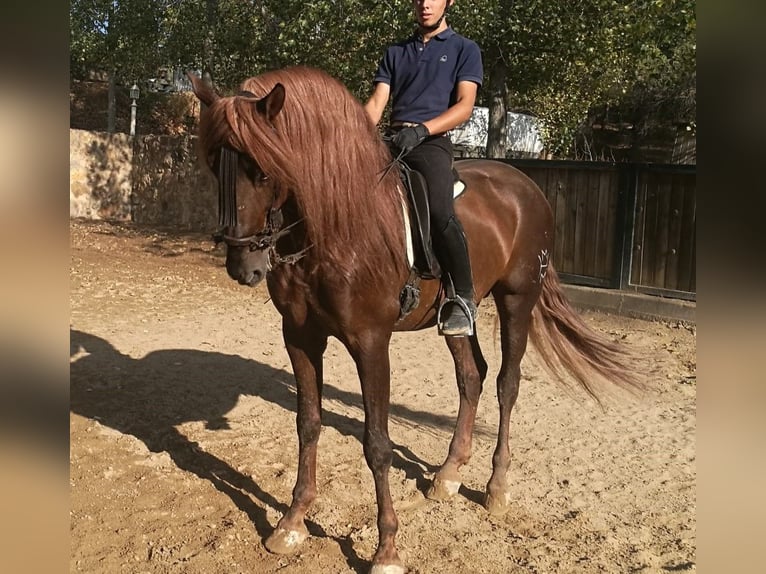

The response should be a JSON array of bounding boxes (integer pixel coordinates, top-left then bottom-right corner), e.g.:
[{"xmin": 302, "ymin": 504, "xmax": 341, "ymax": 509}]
[{"xmin": 615, "ymin": 164, "xmax": 639, "ymax": 290}]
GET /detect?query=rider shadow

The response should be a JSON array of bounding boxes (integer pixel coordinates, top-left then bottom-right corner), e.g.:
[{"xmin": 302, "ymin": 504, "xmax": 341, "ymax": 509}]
[{"xmin": 70, "ymin": 329, "xmax": 447, "ymax": 571}]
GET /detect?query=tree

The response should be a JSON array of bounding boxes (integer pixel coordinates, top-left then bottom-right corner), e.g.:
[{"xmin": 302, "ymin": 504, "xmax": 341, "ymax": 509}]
[
  {"xmin": 450, "ymin": 0, "xmax": 637, "ymax": 157},
  {"xmin": 70, "ymin": 0, "xmax": 694, "ymax": 158},
  {"xmin": 612, "ymin": 0, "xmax": 696, "ymax": 145},
  {"xmin": 254, "ymin": 0, "xmax": 411, "ymax": 101},
  {"xmin": 70, "ymin": 0, "xmax": 166, "ymax": 131}
]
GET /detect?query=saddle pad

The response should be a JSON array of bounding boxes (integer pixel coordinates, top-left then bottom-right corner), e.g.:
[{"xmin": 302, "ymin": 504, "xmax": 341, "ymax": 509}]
[{"xmin": 400, "ymin": 180, "xmax": 466, "ymax": 269}]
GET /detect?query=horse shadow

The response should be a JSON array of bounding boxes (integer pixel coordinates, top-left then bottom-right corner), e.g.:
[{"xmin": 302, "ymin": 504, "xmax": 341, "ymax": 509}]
[{"xmin": 70, "ymin": 328, "xmax": 454, "ymax": 571}]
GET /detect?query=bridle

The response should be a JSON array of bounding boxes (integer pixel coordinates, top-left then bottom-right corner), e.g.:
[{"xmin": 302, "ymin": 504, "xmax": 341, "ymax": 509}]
[{"xmin": 211, "ymin": 146, "xmax": 310, "ymax": 266}]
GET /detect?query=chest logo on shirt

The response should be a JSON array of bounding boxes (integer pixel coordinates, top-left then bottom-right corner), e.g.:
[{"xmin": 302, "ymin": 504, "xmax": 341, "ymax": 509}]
[{"xmin": 440, "ymin": 55, "xmax": 448, "ymax": 62}]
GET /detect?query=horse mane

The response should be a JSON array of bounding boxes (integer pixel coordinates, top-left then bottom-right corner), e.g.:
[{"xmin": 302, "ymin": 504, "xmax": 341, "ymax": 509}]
[{"xmin": 198, "ymin": 66, "xmax": 405, "ymax": 287}]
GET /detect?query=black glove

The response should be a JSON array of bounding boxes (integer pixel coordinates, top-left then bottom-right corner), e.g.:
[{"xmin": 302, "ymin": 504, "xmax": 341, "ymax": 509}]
[{"xmin": 392, "ymin": 123, "xmax": 430, "ymax": 154}]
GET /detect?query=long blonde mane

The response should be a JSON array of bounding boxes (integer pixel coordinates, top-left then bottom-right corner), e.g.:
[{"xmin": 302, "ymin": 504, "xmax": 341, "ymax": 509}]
[{"xmin": 198, "ymin": 66, "xmax": 405, "ymax": 286}]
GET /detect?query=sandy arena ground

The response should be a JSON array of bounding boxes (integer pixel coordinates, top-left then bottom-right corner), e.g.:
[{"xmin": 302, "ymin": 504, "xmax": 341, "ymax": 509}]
[{"xmin": 70, "ymin": 219, "xmax": 696, "ymax": 573}]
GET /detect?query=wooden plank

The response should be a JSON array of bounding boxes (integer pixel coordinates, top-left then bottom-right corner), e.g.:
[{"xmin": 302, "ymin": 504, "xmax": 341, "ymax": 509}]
[
  {"xmin": 600, "ymin": 170, "xmax": 616, "ymax": 278},
  {"xmin": 572, "ymin": 169, "xmax": 586, "ymax": 274},
  {"xmin": 618, "ymin": 166, "xmax": 638, "ymax": 290},
  {"xmin": 631, "ymin": 174, "xmax": 648, "ymax": 286},
  {"xmin": 536, "ymin": 167, "xmax": 556, "ymax": 220},
  {"xmin": 677, "ymin": 175, "xmax": 696, "ymax": 292},
  {"xmin": 640, "ymin": 172, "xmax": 660, "ymax": 287},
  {"xmin": 653, "ymin": 172, "xmax": 673, "ymax": 288},
  {"xmin": 569, "ymin": 168, "xmax": 582, "ymax": 274},
  {"xmin": 591, "ymin": 171, "xmax": 604, "ymax": 278},
  {"xmin": 555, "ymin": 169, "xmax": 570, "ymax": 273},
  {"xmin": 664, "ymin": 173, "xmax": 685, "ymax": 290},
  {"xmin": 582, "ymin": 169, "xmax": 601, "ymax": 277},
  {"xmin": 596, "ymin": 170, "xmax": 617, "ymax": 280},
  {"xmin": 530, "ymin": 166, "xmax": 560, "ymax": 264},
  {"xmin": 538, "ymin": 167, "xmax": 557, "ymax": 209},
  {"xmin": 689, "ymin": 227, "xmax": 696, "ymax": 292}
]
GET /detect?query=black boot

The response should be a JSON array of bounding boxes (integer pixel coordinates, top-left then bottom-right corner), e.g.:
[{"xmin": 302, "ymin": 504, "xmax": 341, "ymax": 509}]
[{"xmin": 436, "ymin": 215, "xmax": 477, "ymax": 337}]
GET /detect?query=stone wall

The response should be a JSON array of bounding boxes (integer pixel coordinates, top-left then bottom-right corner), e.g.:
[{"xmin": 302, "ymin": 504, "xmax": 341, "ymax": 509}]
[
  {"xmin": 131, "ymin": 134, "xmax": 216, "ymax": 230},
  {"xmin": 70, "ymin": 130, "xmax": 134, "ymax": 220},
  {"xmin": 69, "ymin": 129, "xmax": 217, "ymax": 230}
]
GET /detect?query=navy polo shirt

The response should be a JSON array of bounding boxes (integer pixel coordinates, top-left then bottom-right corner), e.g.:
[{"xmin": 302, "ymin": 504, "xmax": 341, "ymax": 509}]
[{"xmin": 373, "ymin": 27, "xmax": 483, "ymax": 125}]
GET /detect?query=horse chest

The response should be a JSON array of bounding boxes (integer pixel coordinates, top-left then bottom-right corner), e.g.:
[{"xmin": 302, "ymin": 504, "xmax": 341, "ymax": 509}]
[{"xmin": 266, "ymin": 271, "xmax": 344, "ymax": 328}]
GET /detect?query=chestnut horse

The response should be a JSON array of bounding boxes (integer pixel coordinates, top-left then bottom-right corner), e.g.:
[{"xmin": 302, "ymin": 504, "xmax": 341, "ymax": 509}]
[{"xmin": 189, "ymin": 66, "xmax": 642, "ymax": 574}]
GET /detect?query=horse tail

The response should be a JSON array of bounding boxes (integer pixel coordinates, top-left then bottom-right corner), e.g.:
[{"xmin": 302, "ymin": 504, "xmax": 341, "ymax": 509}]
[{"xmin": 528, "ymin": 265, "xmax": 647, "ymax": 404}]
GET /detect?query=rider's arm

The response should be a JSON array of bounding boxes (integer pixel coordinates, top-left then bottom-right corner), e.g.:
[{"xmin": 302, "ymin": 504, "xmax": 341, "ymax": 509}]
[
  {"xmin": 421, "ymin": 80, "xmax": 478, "ymax": 136},
  {"xmin": 364, "ymin": 82, "xmax": 391, "ymax": 126}
]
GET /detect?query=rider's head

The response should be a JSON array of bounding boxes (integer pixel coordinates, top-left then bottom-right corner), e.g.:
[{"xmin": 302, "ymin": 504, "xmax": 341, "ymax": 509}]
[{"xmin": 412, "ymin": 0, "xmax": 454, "ymax": 32}]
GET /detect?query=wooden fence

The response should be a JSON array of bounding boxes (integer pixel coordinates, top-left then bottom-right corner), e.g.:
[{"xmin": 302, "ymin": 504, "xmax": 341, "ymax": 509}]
[
  {"xmin": 498, "ymin": 159, "xmax": 696, "ymax": 301},
  {"xmin": 69, "ymin": 129, "xmax": 695, "ymax": 301}
]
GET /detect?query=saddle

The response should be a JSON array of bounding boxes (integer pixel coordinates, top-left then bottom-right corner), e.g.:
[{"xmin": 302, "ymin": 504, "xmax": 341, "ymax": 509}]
[{"xmin": 395, "ymin": 160, "xmax": 466, "ymax": 319}]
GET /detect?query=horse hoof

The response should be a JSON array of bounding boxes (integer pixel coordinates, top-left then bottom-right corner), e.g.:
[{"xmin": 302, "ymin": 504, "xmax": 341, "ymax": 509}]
[
  {"xmin": 484, "ymin": 491, "xmax": 512, "ymax": 516},
  {"xmin": 426, "ymin": 474, "xmax": 461, "ymax": 501},
  {"xmin": 264, "ymin": 526, "xmax": 308, "ymax": 554},
  {"xmin": 370, "ymin": 563, "xmax": 406, "ymax": 574}
]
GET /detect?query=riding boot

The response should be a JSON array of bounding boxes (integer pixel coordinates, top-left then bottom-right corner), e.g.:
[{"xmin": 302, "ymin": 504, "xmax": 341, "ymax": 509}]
[{"xmin": 436, "ymin": 215, "xmax": 477, "ymax": 336}]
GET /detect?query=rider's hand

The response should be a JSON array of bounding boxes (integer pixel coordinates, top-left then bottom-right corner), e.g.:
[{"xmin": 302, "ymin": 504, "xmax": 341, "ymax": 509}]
[{"xmin": 392, "ymin": 123, "xmax": 430, "ymax": 154}]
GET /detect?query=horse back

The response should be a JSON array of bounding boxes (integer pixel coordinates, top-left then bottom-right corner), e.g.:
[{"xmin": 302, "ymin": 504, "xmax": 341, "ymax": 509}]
[
  {"xmin": 454, "ymin": 159, "xmax": 554, "ymax": 295},
  {"xmin": 455, "ymin": 159, "xmax": 552, "ymax": 230}
]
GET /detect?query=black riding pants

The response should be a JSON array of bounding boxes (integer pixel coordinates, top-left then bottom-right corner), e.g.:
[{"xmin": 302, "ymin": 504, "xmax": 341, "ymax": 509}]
[
  {"xmin": 402, "ymin": 135, "xmax": 455, "ymax": 232},
  {"xmin": 401, "ymin": 135, "xmax": 474, "ymax": 298}
]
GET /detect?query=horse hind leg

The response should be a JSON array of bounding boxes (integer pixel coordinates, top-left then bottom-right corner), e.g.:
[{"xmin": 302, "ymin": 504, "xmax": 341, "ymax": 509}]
[
  {"xmin": 427, "ymin": 332, "xmax": 488, "ymax": 501},
  {"xmin": 484, "ymin": 290, "xmax": 536, "ymax": 516}
]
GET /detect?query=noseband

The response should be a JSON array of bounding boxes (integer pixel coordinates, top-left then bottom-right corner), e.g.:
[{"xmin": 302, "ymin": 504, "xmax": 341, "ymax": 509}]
[{"xmin": 212, "ymin": 147, "xmax": 309, "ymax": 266}]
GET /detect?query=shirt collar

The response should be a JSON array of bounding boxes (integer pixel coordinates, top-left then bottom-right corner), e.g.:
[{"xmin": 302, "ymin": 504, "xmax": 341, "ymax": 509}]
[
  {"xmin": 413, "ymin": 26, "xmax": 455, "ymax": 42},
  {"xmin": 434, "ymin": 27, "xmax": 455, "ymax": 40}
]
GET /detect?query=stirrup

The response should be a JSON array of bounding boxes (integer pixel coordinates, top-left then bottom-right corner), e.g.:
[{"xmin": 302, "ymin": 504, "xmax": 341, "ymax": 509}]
[{"xmin": 438, "ymin": 295, "xmax": 477, "ymax": 337}]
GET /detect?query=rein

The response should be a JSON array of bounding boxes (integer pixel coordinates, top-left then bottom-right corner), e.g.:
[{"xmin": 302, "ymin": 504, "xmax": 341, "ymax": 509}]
[
  {"xmin": 212, "ymin": 147, "xmax": 310, "ymax": 266},
  {"xmin": 379, "ymin": 133, "xmax": 408, "ymax": 182}
]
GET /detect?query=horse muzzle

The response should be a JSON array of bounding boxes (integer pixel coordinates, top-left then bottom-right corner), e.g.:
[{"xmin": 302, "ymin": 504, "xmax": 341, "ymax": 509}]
[{"xmin": 225, "ymin": 246, "xmax": 270, "ymax": 287}]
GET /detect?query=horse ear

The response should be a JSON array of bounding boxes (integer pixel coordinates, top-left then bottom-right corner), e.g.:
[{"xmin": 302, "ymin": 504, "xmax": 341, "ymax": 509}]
[
  {"xmin": 187, "ymin": 72, "xmax": 219, "ymax": 106},
  {"xmin": 256, "ymin": 83, "xmax": 286, "ymax": 123}
]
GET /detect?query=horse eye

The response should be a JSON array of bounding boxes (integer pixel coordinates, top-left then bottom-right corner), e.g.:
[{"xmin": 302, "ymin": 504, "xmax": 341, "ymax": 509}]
[{"xmin": 240, "ymin": 157, "xmax": 269, "ymax": 184}]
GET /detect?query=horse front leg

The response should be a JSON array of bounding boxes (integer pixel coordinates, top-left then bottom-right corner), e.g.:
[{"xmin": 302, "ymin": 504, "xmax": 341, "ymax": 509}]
[
  {"xmin": 427, "ymin": 334, "xmax": 487, "ymax": 501},
  {"xmin": 351, "ymin": 331, "xmax": 404, "ymax": 574},
  {"xmin": 265, "ymin": 321, "xmax": 327, "ymax": 554}
]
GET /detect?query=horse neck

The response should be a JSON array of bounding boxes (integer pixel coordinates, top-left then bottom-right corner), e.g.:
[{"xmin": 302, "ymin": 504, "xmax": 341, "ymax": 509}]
[{"xmin": 298, "ymin": 173, "xmax": 407, "ymax": 289}]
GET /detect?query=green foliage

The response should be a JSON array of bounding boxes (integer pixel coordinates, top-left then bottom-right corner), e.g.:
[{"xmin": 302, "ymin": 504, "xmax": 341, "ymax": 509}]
[
  {"xmin": 70, "ymin": 0, "xmax": 695, "ymax": 157},
  {"xmin": 611, "ymin": 0, "xmax": 697, "ymax": 134},
  {"xmin": 255, "ymin": 0, "xmax": 412, "ymax": 100},
  {"xmin": 70, "ymin": 0, "xmax": 166, "ymax": 84},
  {"xmin": 450, "ymin": 0, "xmax": 695, "ymax": 156}
]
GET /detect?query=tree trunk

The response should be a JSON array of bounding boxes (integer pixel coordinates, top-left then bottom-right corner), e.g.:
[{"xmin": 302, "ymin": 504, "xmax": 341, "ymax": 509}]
[
  {"xmin": 201, "ymin": 0, "xmax": 218, "ymax": 111},
  {"xmin": 486, "ymin": 57, "xmax": 508, "ymax": 159},
  {"xmin": 107, "ymin": 70, "xmax": 116, "ymax": 134},
  {"xmin": 203, "ymin": 0, "xmax": 217, "ymax": 84},
  {"xmin": 106, "ymin": 1, "xmax": 116, "ymax": 134}
]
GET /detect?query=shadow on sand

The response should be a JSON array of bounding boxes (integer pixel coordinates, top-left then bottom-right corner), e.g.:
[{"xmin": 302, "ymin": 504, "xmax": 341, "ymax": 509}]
[{"xmin": 70, "ymin": 328, "xmax": 466, "ymax": 571}]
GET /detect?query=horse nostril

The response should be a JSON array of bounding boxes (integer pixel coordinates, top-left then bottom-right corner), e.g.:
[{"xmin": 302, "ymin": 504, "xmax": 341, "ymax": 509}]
[{"xmin": 249, "ymin": 270, "xmax": 263, "ymax": 286}]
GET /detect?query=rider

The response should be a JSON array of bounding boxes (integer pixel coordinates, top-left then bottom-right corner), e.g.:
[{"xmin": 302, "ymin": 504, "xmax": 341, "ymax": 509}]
[{"xmin": 364, "ymin": 0, "xmax": 483, "ymax": 337}]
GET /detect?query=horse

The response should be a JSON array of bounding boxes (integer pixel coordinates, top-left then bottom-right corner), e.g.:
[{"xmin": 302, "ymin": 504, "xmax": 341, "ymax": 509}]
[{"xmin": 188, "ymin": 66, "xmax": 643, "ymax": 574}]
